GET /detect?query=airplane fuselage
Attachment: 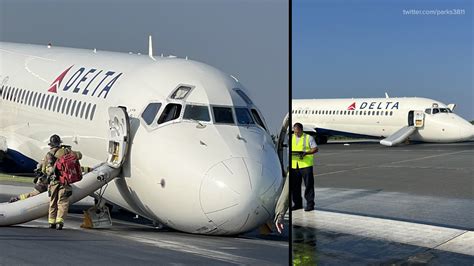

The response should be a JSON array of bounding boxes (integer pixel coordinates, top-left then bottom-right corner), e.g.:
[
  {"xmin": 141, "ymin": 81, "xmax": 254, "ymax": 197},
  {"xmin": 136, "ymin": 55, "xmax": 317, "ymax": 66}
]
[
  {"xmin": 0, "ymin": 42, "xmax": 282, "ymax": 235},
  {"xmin": 293, "ymin": 98, "xmax": 474, "ymax": 143}
]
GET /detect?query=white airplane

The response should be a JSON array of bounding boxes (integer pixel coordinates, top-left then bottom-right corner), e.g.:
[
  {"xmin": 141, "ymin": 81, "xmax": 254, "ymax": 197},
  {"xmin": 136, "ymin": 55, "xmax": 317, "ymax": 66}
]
[
  {"xmin": 293, "ymin": 96, "xmax": 474, "ymax": 146},
  {"xmin": 0, "ymin": 40, "xmax": 283, "ymax": 235}
]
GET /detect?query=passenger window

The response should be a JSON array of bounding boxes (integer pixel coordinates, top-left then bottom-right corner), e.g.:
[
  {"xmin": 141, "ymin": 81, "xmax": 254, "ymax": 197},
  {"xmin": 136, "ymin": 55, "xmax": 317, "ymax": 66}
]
[
  {"xmin": 61, "ymin": 98, "xmax": 67, "ymax": 114},
  {"xmin": 20, "ymin": 90, "xmax": 26, "ymax": 104},
  {"xmin": 80, "ymin": 102, "xmax": 86, "ymax": 118},
  {"xmin": 66, "ymin": 99, "xmax": 72, "ymax": 114},
  {"xmin": 235, "ymin": 107, "xmax": 254, "ymax": 125},
  {"xmin": 75, "ymin": 101, "xmax": 82, "ymax": 117},
  {"xmin": 142, "ymin": 102, "xmax": 162, "ymax": 125},
  {"xmin": 3, "ymin": 86, "xmax": 9, "ymax": 99},
  {"xmin": 32, "ymin": 92, "xmax": 38, "ymax": 107},
  {"xmin": 46, "ymin": 95, "xmax": 52, "ymax": 109},
  {"xmin": 213, "ymin": 107, "xmax": 234, "ymax": 124},
  {"xmin": 90, "ymin": 104, "xmax": 96, "ymax": 120},
  {"xmin": 158, "ymin": 103, "xmax": 182, "ymax": 124},
  {"xmin": 57, "ymin": 98, "xmax": 63, "ymax": 112},
  {"xmin": 39, "ymin": 94, "xmax": 45, "ymax": 108},
  {"xmin": 52, "ymin": 97, "xmax": 58, "ymax": 111},
  {"xmin": 24, "ymin": 91, "xmax": 30, "ymax": 105},
  {"xmin": 70, "ymin": 100, "xmax": 77, "ymax": 116},
  {"xmin": 170, "ymin": 86, "xmax": 191, "ymax": 100},
  {"xmin": 9, "ymin": 87, "xmax": 14, "ymax": 101},
  {"xmin": 14, "ymin": 88, "xmax": 20, "ymax": 102},
  {"xmin": 251, "ymin": 109, "xmax": 267, "ymax": 130},
  {"xmin": 85, "ymin": 103, "xmax": 91, "ymax": 119},
  {"xmin": 234, "ymin": 89, "xmax": 253, "ymax": 105},
  {"xmin": 183, "ymin": 104, "xmax": 210, "ymax": 122},
  {"xmin": 48, "ymin": 96, "xmax": 54, "ymax": 110}
]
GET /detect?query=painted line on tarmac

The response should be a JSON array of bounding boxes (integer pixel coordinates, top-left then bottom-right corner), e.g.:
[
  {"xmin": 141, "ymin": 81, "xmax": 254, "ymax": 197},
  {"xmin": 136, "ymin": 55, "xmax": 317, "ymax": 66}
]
[{"xmin": 292, "ymin": 209, "xmax": 474, "ymax": 256}]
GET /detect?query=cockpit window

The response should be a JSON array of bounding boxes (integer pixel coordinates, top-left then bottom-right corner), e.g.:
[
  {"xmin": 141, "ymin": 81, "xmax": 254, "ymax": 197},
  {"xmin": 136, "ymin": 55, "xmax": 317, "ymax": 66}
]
[
  {"xmin": 251, "ymin": 109, "xmax": 267, "ymax": 130},
  {"xmin": 170, "ymin": 86, "xmax": 192, "ymax": 100},
  {"xmin": 142, "ymin": 102, "xmax": 162, "ymax": 125},
  {"xmin": 234, "ymin": 89, "xmax": 253, "ymax": 105},
  {"xmin": 432, "ymin": 108, "xmax": 440, "ymax": 114},
  {"xmin": 235, "ymin": 107, "xmax": 255, "ymax": 125},
  {"xmin": 439, "ymin": 108, "xmax": 450, "ymax": 113},
  {"xmin": 213, "ymin": 107, "xmax": 234, "ymax": 124},
  {"xmin": 425, "ymin": 108, "xmax": 431, "ymax": 114},
  {"xmin": 183, "ymin": 105, "xmax": 211, "ymax": 122},
  {"xmin": 158, "ymin": 103, "xmax": 182, "ymax": 124}
]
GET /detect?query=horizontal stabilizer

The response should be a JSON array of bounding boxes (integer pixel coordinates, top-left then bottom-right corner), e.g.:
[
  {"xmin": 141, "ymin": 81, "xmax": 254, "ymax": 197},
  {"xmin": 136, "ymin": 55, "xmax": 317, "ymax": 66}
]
[{"xmin": 380, "ymin": 126, "xmax": 416, "ymax": 146}]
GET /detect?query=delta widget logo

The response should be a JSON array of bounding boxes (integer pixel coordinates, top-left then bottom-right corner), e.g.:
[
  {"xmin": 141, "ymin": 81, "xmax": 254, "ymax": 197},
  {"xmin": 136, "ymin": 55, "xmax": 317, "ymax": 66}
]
[
  {"xmin": 48, "ymin": 65, "xmax": 74, "ymax": 93},
  {"xmin": 347, "ymin": 102, "xmax": 356, "ymax": 110}
]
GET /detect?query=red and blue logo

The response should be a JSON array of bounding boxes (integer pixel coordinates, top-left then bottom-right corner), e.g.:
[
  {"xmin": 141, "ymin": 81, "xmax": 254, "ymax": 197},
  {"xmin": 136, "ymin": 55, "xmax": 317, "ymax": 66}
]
[{"xmin": 48, "ymin": 65, "xmax": 73, "ymax": 93}]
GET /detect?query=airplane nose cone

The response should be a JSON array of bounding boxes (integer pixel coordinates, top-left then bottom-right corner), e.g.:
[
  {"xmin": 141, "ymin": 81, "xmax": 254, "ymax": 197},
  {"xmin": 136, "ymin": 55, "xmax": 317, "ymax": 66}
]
[
  {"xmin": 199, "ymin": 157, "xmax": 281, "ymax": 235},
  {"xmin": 459, "ymin": 123, "xmax": 474, "ymax": 141}
]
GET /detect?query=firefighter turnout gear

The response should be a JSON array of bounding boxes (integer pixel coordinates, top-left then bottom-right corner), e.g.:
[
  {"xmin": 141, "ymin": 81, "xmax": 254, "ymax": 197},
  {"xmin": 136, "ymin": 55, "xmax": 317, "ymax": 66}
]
[{"xmin": 43, "ymin": 139, "xmax": 82, "ymax": 229}]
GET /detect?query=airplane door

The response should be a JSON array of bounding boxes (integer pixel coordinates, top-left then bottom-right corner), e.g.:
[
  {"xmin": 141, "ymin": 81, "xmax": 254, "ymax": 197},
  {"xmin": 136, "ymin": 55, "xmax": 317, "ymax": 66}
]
[
  {"xmin": 414, "ymin": 111, "xmax": 424, "ymax": 128},
  {"xmin": 107, "ymin": 106, "xmax": 130, "ymax": 168},
  {"xmin": 408, "ymin": 110, "xmax": 424, "ymax": 128},
  {"xmin": 408, "ymin": 111, "xmax": 414, "ymax": 126}
]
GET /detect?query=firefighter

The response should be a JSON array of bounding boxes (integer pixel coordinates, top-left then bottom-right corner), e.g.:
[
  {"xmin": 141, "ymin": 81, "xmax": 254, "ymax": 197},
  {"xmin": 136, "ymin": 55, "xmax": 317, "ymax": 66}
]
[{"xmin": 43, "ymin": 134, "xmax": 82, "ymax": 230}]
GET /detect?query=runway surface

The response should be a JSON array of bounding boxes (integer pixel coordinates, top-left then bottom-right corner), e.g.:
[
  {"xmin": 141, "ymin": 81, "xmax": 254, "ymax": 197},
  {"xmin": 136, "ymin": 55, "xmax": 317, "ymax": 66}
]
[
  {"xmin": 292, "ymin": 141, "xmax": 474, "ymax": 265},
  {"xmin": 0, "ymin": 183, "xmax": 289, "ymax": 265}
]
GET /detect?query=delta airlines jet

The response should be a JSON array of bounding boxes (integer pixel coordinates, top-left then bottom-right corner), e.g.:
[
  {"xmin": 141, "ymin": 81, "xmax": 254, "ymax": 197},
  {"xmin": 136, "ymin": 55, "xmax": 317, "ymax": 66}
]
[
  {"xmin": 293, "ymin": 97, "xmax": 474, "ymax": 146},
  {"xmin": 0, "ymin": 41, "xmax": 283, "ymax": 235}
]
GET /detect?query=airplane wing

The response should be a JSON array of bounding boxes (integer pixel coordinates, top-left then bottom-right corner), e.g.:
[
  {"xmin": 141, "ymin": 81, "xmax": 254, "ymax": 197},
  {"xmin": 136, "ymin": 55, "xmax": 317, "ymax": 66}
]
[{"xmin": 380, "ymin": 126, "xmax": 417, "ymax": 146}]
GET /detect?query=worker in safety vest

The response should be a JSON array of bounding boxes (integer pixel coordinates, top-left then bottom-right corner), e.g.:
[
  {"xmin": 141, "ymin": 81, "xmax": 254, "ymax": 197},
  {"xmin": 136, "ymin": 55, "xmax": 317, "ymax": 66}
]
[
  {"xmin": 291, "ymin": 123, "xmax": 318, "ymax": 212},
  {"xmin": 8, "ymin": 163, "xmax": 49, "ymax": 203},
  {"xmin": 43, "ymin": 134, "xmax": 82, "ymax": 230}
]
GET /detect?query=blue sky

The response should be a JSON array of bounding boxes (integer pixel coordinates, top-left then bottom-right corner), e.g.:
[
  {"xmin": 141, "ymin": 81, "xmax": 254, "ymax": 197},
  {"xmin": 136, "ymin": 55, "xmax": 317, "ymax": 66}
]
[
  {"xmin": 0, "ymin": 0, "xmax": 288, "ymax": 134},
  {"xmin": 293, "ymin": 0, "xmax": 473, "ymax": 120}
]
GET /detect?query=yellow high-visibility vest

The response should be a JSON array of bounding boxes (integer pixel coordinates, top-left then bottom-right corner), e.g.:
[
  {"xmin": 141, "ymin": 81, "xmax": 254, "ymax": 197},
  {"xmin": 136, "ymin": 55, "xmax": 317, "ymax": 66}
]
[{"xmin": 291, "ymin": 133, "xmax": 314, "ymax": 169}]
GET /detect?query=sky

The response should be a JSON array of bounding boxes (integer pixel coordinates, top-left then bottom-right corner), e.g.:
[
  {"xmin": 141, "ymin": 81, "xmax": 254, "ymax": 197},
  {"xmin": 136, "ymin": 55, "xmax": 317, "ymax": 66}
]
[
  {"xmin": 293, "ymin": 0, "xmax": 473, "ymax": 120},
  {"xmin": 0, "ymin": 0, "xmax": 289, "ymax": 134}
]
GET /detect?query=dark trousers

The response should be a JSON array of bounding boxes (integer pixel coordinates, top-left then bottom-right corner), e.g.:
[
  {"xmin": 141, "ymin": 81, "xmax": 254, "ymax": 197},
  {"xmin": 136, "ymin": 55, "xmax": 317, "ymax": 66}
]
[{"xmin": 290, "ymin": 166, "xmax": 315, "ymax": 209}]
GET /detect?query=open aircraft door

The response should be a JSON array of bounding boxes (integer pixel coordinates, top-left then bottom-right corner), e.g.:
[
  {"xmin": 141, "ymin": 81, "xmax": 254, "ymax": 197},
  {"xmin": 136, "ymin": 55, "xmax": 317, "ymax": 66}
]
[
  {"xmin": 107, "ymin": 106, "xmax": 130, "ymax": 168},
  {"xmin": 408, "ymin": 110, "xmax": 424, "ymax": 128},
  {"xmin": 414, "ymin": 111, "xmax": 424, "ymax": 128}
]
